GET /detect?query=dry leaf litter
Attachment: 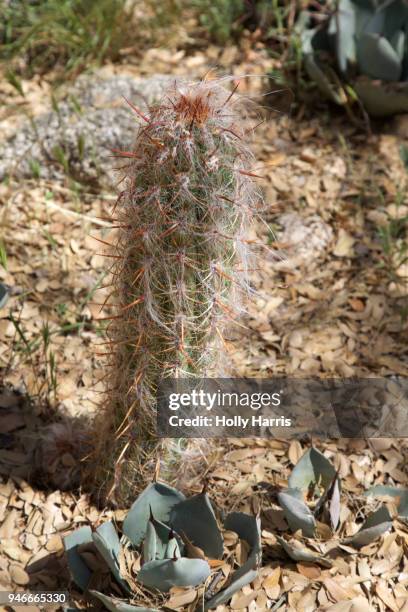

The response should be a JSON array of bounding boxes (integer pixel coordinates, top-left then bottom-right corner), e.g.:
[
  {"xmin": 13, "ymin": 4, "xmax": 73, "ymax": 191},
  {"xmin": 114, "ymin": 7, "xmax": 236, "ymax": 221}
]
[{"xmin": 0, "ymin": 38, "xmax": 407, "ymax": 612}]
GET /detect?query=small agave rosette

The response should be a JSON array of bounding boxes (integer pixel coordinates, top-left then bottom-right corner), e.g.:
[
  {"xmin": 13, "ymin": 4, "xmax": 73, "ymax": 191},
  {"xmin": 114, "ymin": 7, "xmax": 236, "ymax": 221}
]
[
  {"xmin": 299, "ymin": 0, "xmax": 408, "ymax": 116},
  {"xmin": 63, "ymin": 482, "xmax": 261, "ymax": 611},
  {"xmin": 275, "ymin": 447, "xmax": 394, "ymax": 564}
]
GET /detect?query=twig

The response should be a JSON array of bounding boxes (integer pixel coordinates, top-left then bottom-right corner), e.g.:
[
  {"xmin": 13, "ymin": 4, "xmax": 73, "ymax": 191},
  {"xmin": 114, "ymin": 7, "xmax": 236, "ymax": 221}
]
[{"xmin": 41, "ymin": 199, "xmax": 112, "ymax": 227}]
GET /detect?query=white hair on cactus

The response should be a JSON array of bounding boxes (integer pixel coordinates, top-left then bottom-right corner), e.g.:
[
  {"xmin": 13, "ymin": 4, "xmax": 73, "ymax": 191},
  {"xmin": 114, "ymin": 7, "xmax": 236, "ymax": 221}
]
[{"xmin": 89, "ymin": 77, "xmax": 264, "ymax": 505}]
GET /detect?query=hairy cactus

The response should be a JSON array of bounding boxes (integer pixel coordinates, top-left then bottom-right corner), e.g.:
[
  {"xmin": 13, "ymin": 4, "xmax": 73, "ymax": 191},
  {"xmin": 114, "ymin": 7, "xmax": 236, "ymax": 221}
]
[{"xmin": 91, "ymin": 78, "xmax": 261, "ymax": 505}]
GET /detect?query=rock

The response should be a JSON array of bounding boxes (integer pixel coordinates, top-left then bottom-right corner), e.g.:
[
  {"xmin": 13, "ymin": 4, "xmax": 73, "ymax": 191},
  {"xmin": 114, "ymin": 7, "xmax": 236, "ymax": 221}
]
[
  {"xmin": 275, "ymin": 213, "xmax": 333, "ymax": 270},
  {"xmin": 0, "ymin": 72, "xmax": 174, "ymax": 188}
]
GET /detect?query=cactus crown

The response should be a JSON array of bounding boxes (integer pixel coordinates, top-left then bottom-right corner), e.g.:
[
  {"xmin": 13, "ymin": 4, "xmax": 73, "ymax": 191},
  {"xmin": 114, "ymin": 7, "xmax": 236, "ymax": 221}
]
[{"xmin": 94, "ymin": 78, "xmax": 262, "ymax": 503}]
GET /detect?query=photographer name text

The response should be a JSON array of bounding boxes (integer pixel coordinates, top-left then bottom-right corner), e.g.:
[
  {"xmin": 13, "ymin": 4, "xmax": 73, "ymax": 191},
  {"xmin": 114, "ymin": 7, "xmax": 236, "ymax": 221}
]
[{"xmin": 168, "ymin": 414, "xmax": 292, "ymax": 428}]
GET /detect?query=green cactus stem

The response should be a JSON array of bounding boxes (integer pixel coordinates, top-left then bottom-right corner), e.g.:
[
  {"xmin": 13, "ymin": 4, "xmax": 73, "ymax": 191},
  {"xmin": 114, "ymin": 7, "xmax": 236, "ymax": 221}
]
[{"xmin": 90, "ymin": 77, "xmax": 261, "ymax": 505}]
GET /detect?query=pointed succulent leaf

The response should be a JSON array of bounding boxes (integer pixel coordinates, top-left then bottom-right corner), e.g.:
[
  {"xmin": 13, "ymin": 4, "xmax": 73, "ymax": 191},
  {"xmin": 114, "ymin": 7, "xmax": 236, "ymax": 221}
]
[
  {"xmin": 357, "ymin": 3, "xmax": 385, "ymax": 35},
  {"xmin": 329, "ymin": 476, "xmax": 341, "ymax": 531},
  {"xmin": 390, "ymin": 30, "xmax": 405, "ymax": 61},
  {"xmin": 63, "ymin": 525, "xmax": 93, "ymax": 592},
  {"xmin": 90, "ymin": 590, "xmax": 159, "ymax": 611},
  {"xmin": 165, "ymin": 534, "xmax": 181, "ymax": 559},
  {"xmin": 92, "ymin": 521, "xmax": 129, "ymax": 592},
  {"xmin": 224, "ymin": 512, "xmax": 261, "ymax": 557},
  {"xmin": 123, "ymin": 483, "xmax": 185, "ymax": 547},
  {"xmin": 143, "ymin": 520, "xmax": 157, "ymax": 563},
  {"xmin": 150, "ymin": 515, "xmax": 183, "ymax": 560},
  {"xmin": 294, "ymin": 9, "xmax": 311, "ymax": 35},
  {"xmin": 204, "ymin": 568, "xmax": 258, "ymax": 610},
  {"xmin": 383, "ymin": 1, "xmax": 408, "ymax": 41},
  {"xmin": 352, "ymin": 0, "xmax": 380, "ymax": 8},
  {"xmin": 314, "ymin": 472, "xmax": 341, "ymax": 531},
  {"xmin": 353, "ymin": 80, "xmax": 408, "ymax": 115},
  {"xmin": 204, "ymin": 512, "xmax": 262, "ymax": 609},
  {"xmin": 276, "ymin": 535, "xmax": 332, "ymax": 567},
  {"xmin": 301, "ymin": 28, "xmax": 350, "ymax": 105},
  {"xmin": 278, "ymin": 489, "xmax": 316, "ymax": 537},
  {"xmin": 0, "ymin": 283, "xmax": 9, "ymax": 309},
  {"xmin": 304, "ymin": 43, "xmax": 347, "ymax": 106},
  {"xmin": 343, "ymin": 505, "xmax": 392, "ymax": 548},
  {"xmin": 357, "ymin": 32, "xmax": 402, "ymax": 81},
  {"xmin": 170, "ymin": 493, "xmax": 223, "ymax": 559},
  {"xmin": 288, "ymin": 447, "xmax": 336, "ymax": 494},
  {"xmin": 137, "ymin": 557, "xmax": 210, "ymax": 592},
  {"xmin": 365, "ymin": 485, "xmax": 408, "ymax": 519},
  {"xmin": 224, "ymin": 512, "xmax": 261, "ymax": 579},
  {"xmin": 336, "ymin": 0, "xmax": 357, "ymax": 73}
]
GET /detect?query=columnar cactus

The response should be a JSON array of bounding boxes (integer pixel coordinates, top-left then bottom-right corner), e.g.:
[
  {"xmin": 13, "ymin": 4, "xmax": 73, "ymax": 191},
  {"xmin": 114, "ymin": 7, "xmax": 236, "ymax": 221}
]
[{"xmin": 92, "ymin": 78, "xmax": 261, "ymax": 504}]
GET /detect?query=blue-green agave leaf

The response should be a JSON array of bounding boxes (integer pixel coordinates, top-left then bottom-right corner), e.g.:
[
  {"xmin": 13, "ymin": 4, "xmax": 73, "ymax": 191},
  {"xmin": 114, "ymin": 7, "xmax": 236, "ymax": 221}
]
[
  {"xmin": 90, "ymin": 590, "xmax": 159, "ymax": 611},
  {"xmin": 224, "ymin": 512, "xmax": 261, "ymax": 579},
  {"xmin": 278, "ymin": 489, "xmax": 316, "ymax": 537},
  {"xmin": 123, "ymin": 483, "xmax": 185, "ymax": 547},
  {"xmin": 301, "ymin": 26, "xmax": 349, "ymax": 105},
  {"xmin": 303, "ymin": 51, "xmax": 333, "ymax": 100},
  {"xmin": 170, "ymin": 493, "xmax": 223, "ymax": 559},
  {"xmin": 63, "ymin": 525, "xmax": 93, "ymax": 592},
  {"xmin": 329, "ymin": 475, "xmax": 341, "ymax": 531},
  {"xmin": 224, "ymin": 512, "xmax": 261, "ymax": 558},
  {"xmin": 365, "ymin": 485, "xmax": 408, "ymax": 519},
  {"xmin": 343, "ymin": 505, "xmax": 392, "ymax": 548},
  {"xmin": 288, "ymin": 447, "xmax": 336, "ymax": 494},
  {"xmin": 164, "ymin": 533, "xmax": 181, "ymax": 559},
  {"xmin": 204, "ymin": 568, "xmax": 258, "ymax": 610},
  {"xmin": 352, "ymin": 0, "xmax": 381, "ymax": 8},
  {"xmin": 92, "ymin": 521, "xmax": 129, "ymax": 592},
  {"xmin": 0, "ymin": 283, "xmax": 9, "ymax": 309},
  {"xmin": 204, "ymin": 513, "xmax": 260, "ymax": 610},
  {"xmin": 353, "ymin": 79, "xmax": 408, "ymax": 115},
  {"xmin": 383, "ymin": 1, "xmax": 408, "ymax": 41},
  {"xmin": 137, "ymin": 557, "xmax": 210, "ymax": 592},
  {"xmin": 390, "ymin": 30, "xmax": 405, "ymax": 61},
  {"xmin": 143, "ymin": 520, "xmax": 157, "ymax": 563},
  {"xmin": 357, "ymin": 4, "xmax": 385, "ymax": 35},
  {"xmin": 150, "ymin": 515, "xmax": 183, "ymax": 560},
  {"xmin": 357, "ymin": 32, "xmax": 402, "ymax": 81},
  {"xmin": 204, "ymin": 512, "xmax": 262, "ymax": 610},
  {"xmin": 313, "ymin": 472, "xmax": 341, "ymax": 531},
  {"xmin": 336, "ymin": 0, "xmax": 357, "ymax": 73}
]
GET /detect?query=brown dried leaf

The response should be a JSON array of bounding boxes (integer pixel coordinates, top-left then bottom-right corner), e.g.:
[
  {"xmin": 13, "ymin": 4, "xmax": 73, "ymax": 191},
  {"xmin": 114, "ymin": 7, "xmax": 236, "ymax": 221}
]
[
  {"xmin": 9, "ymin": 564, "xmax": 30, "ymax": 585},
  {"xmin": 296, "ymin": 563, "xmax": 321, "ymax": 579},
  {"xmin": 230, "ymin": 590, "xmax": 257, "ymax": 609},
  {"xmin": 166, "ymin": 588, "xmax": 197, "ymax": 609}
]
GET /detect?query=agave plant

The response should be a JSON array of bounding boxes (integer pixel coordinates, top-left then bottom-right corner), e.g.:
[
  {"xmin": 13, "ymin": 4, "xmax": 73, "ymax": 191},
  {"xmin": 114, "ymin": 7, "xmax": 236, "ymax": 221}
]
[
  {"xmin": 276, "ymin": 447, "xmax": 394, "ymax": 562},
  {"xmin": 298, "ymin": 0, "xmax": 408, "ymax": 116},
  {"xmin": 64, "ymin": 481, "xmax": 261, "ymax": 611}
]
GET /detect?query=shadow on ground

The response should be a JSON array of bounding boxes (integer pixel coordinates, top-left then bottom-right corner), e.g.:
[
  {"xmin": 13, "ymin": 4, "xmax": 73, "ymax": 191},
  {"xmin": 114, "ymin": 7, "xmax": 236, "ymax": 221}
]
[{"xmin": 0, "ymin": 386, "xmax": 91, "ymax": 494}]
